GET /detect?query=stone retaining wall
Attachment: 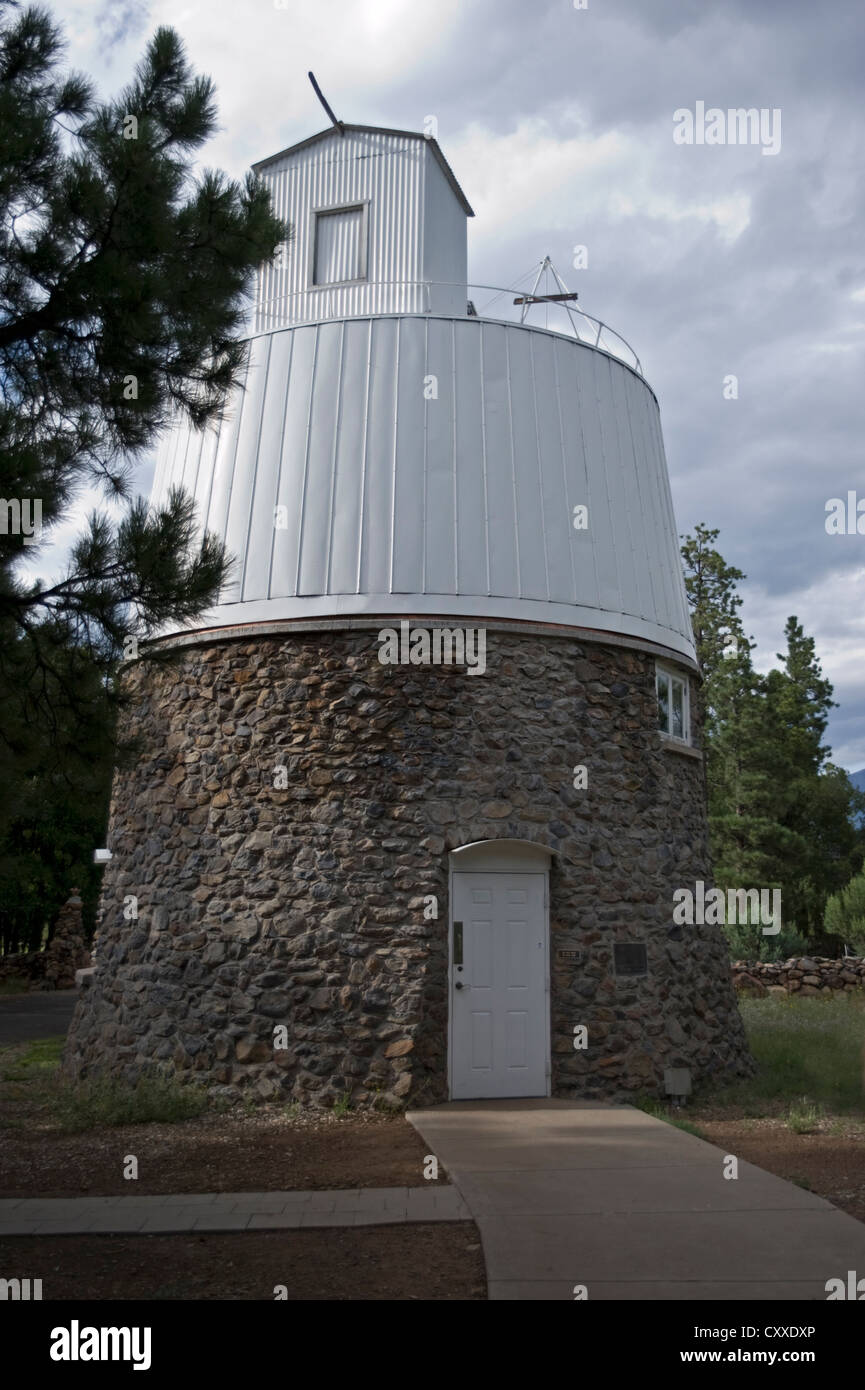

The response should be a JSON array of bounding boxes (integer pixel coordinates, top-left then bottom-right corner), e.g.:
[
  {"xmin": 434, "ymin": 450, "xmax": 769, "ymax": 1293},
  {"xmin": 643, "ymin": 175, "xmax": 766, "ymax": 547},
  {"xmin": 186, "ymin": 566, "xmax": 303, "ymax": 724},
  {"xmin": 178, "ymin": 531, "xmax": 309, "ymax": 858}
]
[
  {"xmin": 0, "ymin": 892, "xmax": 91, "ymax": 992},
  {"xmin": 732, "ymin": 957, "xmax": 865, "ymax": 998},
  {"xmin": 0, "ymin": 951, "xmax": 46, "ymax": 989},
  {"xmin": 64, "ymin": 627, "xmax": 753, "ymax": 1106}
]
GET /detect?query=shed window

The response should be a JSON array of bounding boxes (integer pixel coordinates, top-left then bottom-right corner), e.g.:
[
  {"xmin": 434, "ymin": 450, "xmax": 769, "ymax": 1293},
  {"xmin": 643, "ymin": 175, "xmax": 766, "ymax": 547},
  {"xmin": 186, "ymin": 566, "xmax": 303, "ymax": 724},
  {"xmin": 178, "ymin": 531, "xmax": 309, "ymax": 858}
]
[
  {"xmin": 656, "ymin": 666, "xmax": 690, "ymax": 743},
  {"xmin": 313, "ymin": 204, "xmax": 366, "ymax": 286}
]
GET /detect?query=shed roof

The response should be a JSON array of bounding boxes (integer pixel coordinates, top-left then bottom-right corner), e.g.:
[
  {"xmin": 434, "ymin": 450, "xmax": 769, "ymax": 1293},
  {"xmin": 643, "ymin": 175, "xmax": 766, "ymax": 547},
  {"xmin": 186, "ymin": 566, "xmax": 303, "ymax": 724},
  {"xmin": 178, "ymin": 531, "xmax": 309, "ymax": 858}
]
[{"xmin": 252, "ymin": 124, "xmax": 475, "ymax": 217}]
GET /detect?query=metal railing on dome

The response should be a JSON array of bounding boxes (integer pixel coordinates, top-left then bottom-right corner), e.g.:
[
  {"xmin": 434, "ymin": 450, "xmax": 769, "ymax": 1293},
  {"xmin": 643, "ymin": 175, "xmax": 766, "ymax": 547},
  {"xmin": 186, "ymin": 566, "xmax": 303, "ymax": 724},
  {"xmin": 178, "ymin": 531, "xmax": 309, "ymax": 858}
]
[
  {"xmin": 253, "ymin": 263, "xmax": 644, "ymax": 376},
  {"xmin": 465, "ymin": 279, "xmax": 643, "ymax": 375}
]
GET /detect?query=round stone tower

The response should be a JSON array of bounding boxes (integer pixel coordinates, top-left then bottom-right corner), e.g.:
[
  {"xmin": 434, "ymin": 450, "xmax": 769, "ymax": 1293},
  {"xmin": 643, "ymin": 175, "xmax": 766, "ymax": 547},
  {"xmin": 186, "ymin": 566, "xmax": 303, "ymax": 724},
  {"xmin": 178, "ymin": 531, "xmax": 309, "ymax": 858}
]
[{"xmin": 65, "ymin": 123, "xmax": 752, "ymax": 1107}]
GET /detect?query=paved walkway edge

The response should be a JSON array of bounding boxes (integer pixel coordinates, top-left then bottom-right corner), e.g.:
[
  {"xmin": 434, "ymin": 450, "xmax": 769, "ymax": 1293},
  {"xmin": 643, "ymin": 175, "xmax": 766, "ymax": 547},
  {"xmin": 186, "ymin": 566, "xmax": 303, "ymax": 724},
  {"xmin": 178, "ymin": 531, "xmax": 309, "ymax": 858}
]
[{"xmin": 0, "ymin": 1184, "xmax": 471, "ymax": 1235}]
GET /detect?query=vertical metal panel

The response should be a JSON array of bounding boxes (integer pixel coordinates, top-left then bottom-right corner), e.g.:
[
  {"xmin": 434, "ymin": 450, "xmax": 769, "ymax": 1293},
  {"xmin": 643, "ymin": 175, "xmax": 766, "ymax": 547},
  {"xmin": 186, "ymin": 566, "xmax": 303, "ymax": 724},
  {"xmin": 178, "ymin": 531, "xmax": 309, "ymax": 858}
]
[
  {"xmin": 298, "ymin": 321, "xmax": 342, "ymax": 595},
  {"xmin": 620, "ymin": 367, "xmax": 664, "ymax": 623},
  {"xmin": 424, "ymin": 317, "xmax": 457, "ymax": 595},
  {"xmin": 453, "ymin": 321, "xmax": 487, "ymax": 595},
  {"xmin": 193, "ymin": 418, "xmax": 220, "ymax": 550},
  {"xmin": 580, "ymin": 349, "xmax": 619, "ymax": 611},
  {"xmin": 205, "ymin": 353, "xmax": 250, "ymax": 579},
  {"xmin": 601, "ymin": 353, "xmax": 641, "ymax": 620},
  {"xmin": 328, "ymin": 318, "xmax": 368, "ymax": 596},
  {"xmin": 270, "ymin": 326, "xmax": 314, "ymax": 599},
  {"xmin": 221, "ymin": 336, "xmax": 270, "ymax": 604},
  {"xmin": 391, "ymin": 317, "xmax": 426, "ymax": 594},
  {"xmin": 423, "ymin": 151, "xmax": 468, "ymax": 317},
  {"xmin": 557, "ymin": 336, "xmax": 595, "ymax": 608},
  {"xmin": 479, "ymin": 323, "xmax": 520, "ymax": 599},
  {"xmin": 510, "ymin": 330, "xmax": 548, "ymax": 602},
  {"xmin": 358, "ymin": 317, "xmax": 399, "ymax": 596},
  {"xmin": 149, "ymin": 421, "xmax": 177, "ymax": 518},
  {"xmin": 532, "ymin": 333, "xmax": 571, "ymax": 604},
  {"xmin": 150, "ymin": 315, "xmax": 695, "ymax": 661},
  {"xmin": 243, "ymin": 330, "xmax": 292, "ymax": 602},
  {"xmin": 634, "ymin": 370, "xmax": 684, "ymax": 632}
]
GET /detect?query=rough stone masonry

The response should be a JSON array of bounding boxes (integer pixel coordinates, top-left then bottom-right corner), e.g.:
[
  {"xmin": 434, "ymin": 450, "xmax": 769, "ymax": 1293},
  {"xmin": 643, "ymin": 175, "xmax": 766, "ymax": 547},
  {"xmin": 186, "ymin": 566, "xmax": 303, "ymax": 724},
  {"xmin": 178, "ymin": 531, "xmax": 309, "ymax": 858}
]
[{"xmin": 64, "ymin": 626, "xmax": 753, "ymax": 1107}]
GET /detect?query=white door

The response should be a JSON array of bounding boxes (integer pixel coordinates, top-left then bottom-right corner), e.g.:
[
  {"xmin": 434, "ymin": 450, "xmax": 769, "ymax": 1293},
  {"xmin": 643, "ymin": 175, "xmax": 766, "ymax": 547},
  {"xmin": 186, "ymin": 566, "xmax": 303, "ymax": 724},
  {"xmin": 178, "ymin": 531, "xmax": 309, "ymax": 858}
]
[{"xmin": 450, "ymin": 871, "xmax": 548, "ymax": 1099}]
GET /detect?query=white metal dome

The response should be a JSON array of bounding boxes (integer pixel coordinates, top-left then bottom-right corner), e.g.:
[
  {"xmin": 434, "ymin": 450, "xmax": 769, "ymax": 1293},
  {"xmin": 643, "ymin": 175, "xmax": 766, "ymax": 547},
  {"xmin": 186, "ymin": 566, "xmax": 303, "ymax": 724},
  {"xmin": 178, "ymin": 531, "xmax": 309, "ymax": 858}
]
[{"xmin": 149, "ymin": 126, "xmax": 696, "ymax": 665}]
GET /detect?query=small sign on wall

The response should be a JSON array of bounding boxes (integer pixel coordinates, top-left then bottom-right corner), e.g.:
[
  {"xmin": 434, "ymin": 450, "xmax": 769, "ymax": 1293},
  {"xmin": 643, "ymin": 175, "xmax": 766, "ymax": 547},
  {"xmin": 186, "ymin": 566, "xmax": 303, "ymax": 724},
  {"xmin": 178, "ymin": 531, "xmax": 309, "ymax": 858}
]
[{"xmin": 556, "ymin": 948, "xmax": 584, "ymax": 964}]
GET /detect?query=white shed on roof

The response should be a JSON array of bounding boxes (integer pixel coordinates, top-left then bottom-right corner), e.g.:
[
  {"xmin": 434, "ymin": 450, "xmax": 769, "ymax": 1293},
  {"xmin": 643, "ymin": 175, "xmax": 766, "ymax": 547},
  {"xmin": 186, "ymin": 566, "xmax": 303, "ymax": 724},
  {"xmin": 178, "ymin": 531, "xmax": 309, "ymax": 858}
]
[{"xmin": 253, "ymin": 125, "xmax": 473, "ymax": 330}]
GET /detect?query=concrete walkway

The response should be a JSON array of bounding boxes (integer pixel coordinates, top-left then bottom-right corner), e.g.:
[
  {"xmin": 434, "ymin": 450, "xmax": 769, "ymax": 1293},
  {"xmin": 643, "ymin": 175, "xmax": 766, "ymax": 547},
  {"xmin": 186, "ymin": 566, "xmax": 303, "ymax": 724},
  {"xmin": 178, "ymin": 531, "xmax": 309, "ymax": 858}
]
[
  {"xmin": 407, "ymin": 1099, "xmax": 865, "ymax": 1301},
  {"xmin": 0, "ymin": 1185, "xmax": 470, "ymax": 1235}
]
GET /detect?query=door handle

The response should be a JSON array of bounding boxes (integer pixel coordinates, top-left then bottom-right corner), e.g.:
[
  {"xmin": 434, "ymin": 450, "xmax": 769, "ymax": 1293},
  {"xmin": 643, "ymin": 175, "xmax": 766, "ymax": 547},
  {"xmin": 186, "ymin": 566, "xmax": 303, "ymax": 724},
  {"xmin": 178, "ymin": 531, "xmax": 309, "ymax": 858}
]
[{"xmin": 454, "ymin": 981, "xmax": 465, "ymax": 990}]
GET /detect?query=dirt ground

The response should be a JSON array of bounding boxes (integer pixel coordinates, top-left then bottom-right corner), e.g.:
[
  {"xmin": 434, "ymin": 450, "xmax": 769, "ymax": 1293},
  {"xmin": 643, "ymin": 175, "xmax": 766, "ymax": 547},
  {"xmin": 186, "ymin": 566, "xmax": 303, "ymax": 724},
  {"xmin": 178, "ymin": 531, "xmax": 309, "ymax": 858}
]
[
  {"xmin": 690, "ymin": 1112, "xmax": 865, "ymax": 1226},
  {"xmin": 0, "ymin": 1107, "xmax": 442, "ymax": 1198},
  {"xmin": 0, "ymin": 1225, "xmax": 487, "ymax": 1300}
]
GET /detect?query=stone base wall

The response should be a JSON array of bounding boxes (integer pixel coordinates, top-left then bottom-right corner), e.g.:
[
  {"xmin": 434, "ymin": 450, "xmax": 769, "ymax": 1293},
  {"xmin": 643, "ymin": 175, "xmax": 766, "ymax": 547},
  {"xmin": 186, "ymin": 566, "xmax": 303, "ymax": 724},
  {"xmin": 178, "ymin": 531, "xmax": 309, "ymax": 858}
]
[
  {"xmin": 733, "ymin": 957, "xmax": 865, "ymax": 998},
  {"xmin": 64, "ymin": 627, "xmax": 753, "ymax": 1106}
]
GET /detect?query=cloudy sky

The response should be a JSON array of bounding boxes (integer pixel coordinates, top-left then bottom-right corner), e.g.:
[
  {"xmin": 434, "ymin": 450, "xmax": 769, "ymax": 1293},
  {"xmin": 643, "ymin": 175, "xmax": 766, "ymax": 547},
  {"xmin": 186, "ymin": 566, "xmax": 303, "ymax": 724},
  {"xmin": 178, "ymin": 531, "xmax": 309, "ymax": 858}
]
[{"xmin": 41, "ymin": 0, "xmax": 865, "ymax": 769}]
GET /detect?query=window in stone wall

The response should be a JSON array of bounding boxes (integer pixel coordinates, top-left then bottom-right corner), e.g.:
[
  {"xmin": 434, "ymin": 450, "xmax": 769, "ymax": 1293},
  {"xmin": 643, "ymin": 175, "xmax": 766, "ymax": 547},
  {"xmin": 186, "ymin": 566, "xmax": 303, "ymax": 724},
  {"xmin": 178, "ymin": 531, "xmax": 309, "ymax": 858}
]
[{"xmin": 656, "ymin": 665, "xmax": 690, "ymax": 743}]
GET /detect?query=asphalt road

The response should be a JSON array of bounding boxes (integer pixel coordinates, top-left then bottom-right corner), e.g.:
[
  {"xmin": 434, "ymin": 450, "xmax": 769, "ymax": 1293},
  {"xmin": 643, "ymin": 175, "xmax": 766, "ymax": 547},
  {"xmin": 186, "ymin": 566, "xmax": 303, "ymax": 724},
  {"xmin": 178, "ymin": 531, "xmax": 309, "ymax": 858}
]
[{"xmin": 0, "ymin": 990, "xmax": 78, "ymax": 1045}]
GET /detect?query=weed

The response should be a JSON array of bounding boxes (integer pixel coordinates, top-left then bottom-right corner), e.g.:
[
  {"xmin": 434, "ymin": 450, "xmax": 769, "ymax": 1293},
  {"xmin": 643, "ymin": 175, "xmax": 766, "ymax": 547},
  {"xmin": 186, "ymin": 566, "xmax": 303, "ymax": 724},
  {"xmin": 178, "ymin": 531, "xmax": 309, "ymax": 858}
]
[
  {"xmin": 332, "ymin": 1090, "xmax": 352, "ymax": 1118},
  {"xmin": 633, "ymin": 1095, "xmax": 706, "ymax": 1139},
  {"xmin": 785, "ymin": 1096, "xmax": 823, "ymax": 1134},
  {"xmin": 52, "ymin": 1072, "xmax": 211, "ymax": 1133}
]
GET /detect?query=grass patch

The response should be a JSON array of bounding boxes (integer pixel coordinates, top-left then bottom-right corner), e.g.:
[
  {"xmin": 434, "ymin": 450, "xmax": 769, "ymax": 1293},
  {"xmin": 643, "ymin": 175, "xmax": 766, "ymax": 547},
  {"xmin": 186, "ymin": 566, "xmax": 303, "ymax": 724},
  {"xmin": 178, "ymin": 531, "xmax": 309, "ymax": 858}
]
[
  {"xmin": 0, "ymin": 1039, "xmax": 215, "ymax": 1132},
  {"xmin": 634, "ymin": 1095, "xmax": 706, "ymax": 1138},
  {"xmin": 53, "ymin": 1073, "xmax": 213, "ymax": 1133},
  {"xmin": 705, "ymin": 994, "xmax": 865, "ymax": 1115},
  {"xmin": 0, "ymin": 1035, "xmax": 64, "ymax": 1081}
]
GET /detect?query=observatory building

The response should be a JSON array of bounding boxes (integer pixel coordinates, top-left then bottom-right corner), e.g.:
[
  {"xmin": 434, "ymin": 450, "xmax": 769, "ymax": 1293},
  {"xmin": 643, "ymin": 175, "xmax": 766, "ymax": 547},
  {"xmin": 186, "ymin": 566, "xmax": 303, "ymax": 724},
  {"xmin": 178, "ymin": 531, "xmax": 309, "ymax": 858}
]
[{"xmin": 66, "ymin": 123, "xmax": 751, "ymax": 1106}]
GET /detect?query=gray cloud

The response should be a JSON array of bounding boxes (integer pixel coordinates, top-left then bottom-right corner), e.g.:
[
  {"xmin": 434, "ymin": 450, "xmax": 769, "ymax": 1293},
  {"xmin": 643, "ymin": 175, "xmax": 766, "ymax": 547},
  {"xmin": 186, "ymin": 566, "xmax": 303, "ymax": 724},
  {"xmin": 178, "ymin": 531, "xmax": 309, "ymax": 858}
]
[{"xmin": 94, "ymin": 0, "xmax": 150, "ymax": 58}]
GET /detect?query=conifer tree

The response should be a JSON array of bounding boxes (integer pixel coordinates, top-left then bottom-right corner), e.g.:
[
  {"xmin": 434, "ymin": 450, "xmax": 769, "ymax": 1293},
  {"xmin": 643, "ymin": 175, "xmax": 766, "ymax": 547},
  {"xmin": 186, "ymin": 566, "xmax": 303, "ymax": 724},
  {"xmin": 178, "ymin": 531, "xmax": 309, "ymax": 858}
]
[
  {"xmin": 0, "ymin": 5, "xmax": 286, "ymax": 947},
  {"xmin": 681, "ymin": 529, "xmax": 862, "ymax": 951}
]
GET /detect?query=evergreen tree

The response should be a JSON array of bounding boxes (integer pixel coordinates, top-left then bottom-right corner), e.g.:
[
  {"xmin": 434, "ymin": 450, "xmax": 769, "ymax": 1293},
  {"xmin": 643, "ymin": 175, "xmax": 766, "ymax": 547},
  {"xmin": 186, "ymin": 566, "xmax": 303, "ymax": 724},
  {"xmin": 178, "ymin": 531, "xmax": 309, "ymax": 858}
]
[
  {"xmin": 681, "ymin": 525, "xmax": 782, "ymax": 898},
  {"xmin": 0, "ymin": 6, "xmax": 286, "ymax": 946},
  {"xmin": 824, "ymin": 869, "xmax": 865, "ymax": 953},
  {"xmin": 680, "ymin": 528, "xmax": 862, "ymax": 952},
  {"xmin": 762, "ymin": 620, "xmax": 859, "ymax": 939},
  {"xmin": 1, "ymin": 6, "xmax": 285, "ymax": 642},
  {"xmin": 680, "ymin": 522, "xmax": 746, "ymax": 688}
]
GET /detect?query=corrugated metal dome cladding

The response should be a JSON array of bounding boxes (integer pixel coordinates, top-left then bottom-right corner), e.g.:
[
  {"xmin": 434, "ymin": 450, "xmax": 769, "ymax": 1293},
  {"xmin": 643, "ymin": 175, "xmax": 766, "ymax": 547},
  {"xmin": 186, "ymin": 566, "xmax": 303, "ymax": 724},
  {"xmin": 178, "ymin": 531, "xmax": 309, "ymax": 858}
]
[{"xmin": 151, "ymin": 315, "xmax": 695, "ymax": 663}]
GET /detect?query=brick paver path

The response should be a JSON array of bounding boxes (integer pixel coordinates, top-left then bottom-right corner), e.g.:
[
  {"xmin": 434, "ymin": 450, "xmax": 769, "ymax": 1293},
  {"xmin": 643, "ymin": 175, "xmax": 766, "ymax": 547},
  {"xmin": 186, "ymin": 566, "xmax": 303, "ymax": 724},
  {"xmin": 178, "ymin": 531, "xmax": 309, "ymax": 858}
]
[{"xmin": 0, "ymin": 1185, "xmax": 471, "ymax": 1235}]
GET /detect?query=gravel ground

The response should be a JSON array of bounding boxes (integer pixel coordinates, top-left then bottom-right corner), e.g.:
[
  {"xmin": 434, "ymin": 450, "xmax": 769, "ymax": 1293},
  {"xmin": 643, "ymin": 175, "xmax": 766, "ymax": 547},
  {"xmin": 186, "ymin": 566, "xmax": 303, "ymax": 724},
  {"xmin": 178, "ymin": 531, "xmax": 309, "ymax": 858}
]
[
  {"xmin": 0, "ymin": 1105, "xmax": 444, "ymax": 1197},
  {"xmin": 691, "ymin": 1112, "xmax": 865, "ymax": 1225},
  {"xmin": 0, "ymin": 1225, "xmax": 487, "ymax": 1300}
]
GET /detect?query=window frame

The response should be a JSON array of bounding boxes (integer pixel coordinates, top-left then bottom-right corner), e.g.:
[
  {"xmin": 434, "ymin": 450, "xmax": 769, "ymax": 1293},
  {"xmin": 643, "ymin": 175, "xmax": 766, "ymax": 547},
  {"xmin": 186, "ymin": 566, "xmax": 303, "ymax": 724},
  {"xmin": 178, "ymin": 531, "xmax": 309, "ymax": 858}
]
[
  {"xmin": 309, "ymin": 201, "xmax": 370, "ymax": 289},
  {"xmin": 656, "ymin": 664, "xmax": 690, "ymax": 745}
]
